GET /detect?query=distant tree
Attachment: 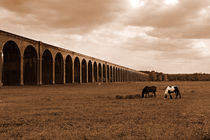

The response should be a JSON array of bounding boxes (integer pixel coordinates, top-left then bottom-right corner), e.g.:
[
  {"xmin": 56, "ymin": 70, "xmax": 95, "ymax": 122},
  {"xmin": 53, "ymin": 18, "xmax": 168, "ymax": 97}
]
[
  {"xmin": 163, "ymin": 74, "xmax": 168, "ymax": 81},
  {"xmin": 157, "ymin": 74, "xmax": 163, "ymax": 81},
  {"xmin": 149, "ymin": 71, "xmax": 157, "ymax": 81}
]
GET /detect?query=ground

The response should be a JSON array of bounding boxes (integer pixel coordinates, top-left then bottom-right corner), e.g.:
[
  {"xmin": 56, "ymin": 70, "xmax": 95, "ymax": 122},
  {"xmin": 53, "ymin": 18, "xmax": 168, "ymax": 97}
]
[{"xmin": 0, "ymin": 81, "xmax": 210, "ymax": 140}]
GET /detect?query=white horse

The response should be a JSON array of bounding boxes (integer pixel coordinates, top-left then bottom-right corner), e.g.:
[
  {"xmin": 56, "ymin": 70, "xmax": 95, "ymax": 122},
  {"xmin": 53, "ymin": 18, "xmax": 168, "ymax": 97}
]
[{"xmin": 164, "ymin": 86, "xmax": 181, "ymax": 99}]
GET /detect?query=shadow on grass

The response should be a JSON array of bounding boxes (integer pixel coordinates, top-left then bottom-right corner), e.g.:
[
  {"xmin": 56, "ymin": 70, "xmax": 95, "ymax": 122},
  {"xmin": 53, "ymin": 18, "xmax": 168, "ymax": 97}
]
[{"xmin": 115, "ymin": 94, "xmax": 156, "ymax": 99}]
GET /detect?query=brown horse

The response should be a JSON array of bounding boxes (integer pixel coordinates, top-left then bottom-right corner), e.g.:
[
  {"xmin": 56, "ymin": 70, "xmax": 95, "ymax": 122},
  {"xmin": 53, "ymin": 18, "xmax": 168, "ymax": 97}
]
[{"xmin": 142, "ymin": 86, "xmax": 157, "ymax": 98}]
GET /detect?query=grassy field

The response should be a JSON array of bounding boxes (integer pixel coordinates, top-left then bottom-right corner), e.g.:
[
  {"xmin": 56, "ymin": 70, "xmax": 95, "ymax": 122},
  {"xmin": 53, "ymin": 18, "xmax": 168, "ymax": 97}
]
[{"xmin": 0, "ymin": 81, "xmax": 210, "ymax": 140}]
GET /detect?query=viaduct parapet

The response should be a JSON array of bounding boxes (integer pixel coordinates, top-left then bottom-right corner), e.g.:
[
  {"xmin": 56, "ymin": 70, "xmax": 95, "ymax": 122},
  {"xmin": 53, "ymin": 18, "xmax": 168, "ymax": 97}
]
[{"xmin": 0, "ymin": 30, "xmax": 149, "ymax": 86}]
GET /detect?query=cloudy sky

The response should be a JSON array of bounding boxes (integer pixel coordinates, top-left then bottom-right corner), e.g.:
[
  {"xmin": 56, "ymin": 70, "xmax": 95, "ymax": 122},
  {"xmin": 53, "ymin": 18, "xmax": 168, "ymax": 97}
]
[{"xmin": 0, "ymin": 0, "xmax": 210, "ymax": 74}]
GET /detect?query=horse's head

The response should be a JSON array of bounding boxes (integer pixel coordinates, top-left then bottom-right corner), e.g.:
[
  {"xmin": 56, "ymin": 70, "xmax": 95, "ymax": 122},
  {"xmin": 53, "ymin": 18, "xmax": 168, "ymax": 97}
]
[
  {"xmin": 164, "ymin": 86, "xmax": 170, "ymax": 93},
  {"xmin": 142, "ymin": 86, "xmax": 148, "ymax": 98},
  {"xmin": 164, "ymin": 86, "xmax": 171, "ymax": 99}
]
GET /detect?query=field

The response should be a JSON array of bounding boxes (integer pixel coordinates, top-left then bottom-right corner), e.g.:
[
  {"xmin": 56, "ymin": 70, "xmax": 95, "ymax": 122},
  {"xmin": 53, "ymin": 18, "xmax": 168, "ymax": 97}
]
[{"xmin": 0, "ymin": 81, "xmax": 210, "ymax": 140}]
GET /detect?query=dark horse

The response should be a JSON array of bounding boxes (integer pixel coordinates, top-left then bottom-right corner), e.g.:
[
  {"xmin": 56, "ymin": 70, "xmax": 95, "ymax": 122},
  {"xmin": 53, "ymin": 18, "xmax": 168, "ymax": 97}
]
[
  {"xmin": 142, "ymin": 86, "xmax": 157, "ymax": 98},
  {"xmin": 164, "ymin": 86, "xmax": 181, "ymax": 99}
]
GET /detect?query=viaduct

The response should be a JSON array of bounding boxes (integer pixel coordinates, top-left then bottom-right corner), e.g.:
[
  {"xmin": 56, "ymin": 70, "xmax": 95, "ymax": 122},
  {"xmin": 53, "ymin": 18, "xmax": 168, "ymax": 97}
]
[{"xmin": 0, "ymin": 30, "xmax": 149, "ymax": 86}]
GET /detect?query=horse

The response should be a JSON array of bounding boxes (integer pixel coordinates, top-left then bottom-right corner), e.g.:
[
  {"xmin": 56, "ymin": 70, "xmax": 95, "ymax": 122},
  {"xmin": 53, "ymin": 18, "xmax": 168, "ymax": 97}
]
[
  {"xmin": 142, "ymin": 86, "xmax": 157, "ymax": 98},
  {"xmin": 164, "ymin": 86, "xmax": 181, "ymax": 99}
]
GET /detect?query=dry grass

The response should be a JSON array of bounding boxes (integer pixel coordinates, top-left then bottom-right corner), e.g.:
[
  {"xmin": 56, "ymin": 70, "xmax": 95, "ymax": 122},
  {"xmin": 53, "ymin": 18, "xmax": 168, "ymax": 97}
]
[{"xmin": 0, "ymin": 81, "xmax": 210, "ymax": 140}]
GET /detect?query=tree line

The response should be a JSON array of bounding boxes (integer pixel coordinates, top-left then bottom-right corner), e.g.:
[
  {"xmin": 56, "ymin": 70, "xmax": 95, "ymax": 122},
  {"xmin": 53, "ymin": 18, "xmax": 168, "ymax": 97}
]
[
  {"xmin": 167, "ymin": 73, "xmax": 210, "ymax": 81},
  {"xmin": 140, "ymin": 71, "xmax": 210, "ymax": 81}
]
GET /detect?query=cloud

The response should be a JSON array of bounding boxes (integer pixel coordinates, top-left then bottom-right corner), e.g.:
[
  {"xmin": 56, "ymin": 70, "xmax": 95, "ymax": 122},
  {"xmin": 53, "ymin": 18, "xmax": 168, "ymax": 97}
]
[
  {"xmin": 125, "ymin": 0, "xmax": 210, "ymax": 39},
  {"xmin": 127, "ymin": 0, "xmax": 209, "ymax": 27},
  {"xmin": 0, "ymin": 0, "xmax": 127, "ymax": 32},
  {"xmin": 147, "ymin": 13, "xmax": 210, "ymax": 39}
]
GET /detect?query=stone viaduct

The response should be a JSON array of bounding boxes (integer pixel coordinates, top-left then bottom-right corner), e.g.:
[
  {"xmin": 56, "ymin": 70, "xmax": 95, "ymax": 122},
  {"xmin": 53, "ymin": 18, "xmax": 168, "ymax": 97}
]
[{"xmin": 0, "ymin": 30, "xmax": 149, "ymax": 86}]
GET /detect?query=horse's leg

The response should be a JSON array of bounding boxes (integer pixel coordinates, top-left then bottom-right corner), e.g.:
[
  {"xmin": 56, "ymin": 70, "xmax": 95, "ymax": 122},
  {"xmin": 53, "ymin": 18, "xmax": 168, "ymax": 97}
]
[
  {"xmin": 153, "ymin": 91, "xmax": 156, "ymax": 97},
  {"xmin": 179, "ymin": 92, "xmax": 181, "ymax": 99},
  {"xmin": 169, "ymin": 93, "xmax": 173, "ymax": 99},
  {"xmin": 164, "ymin": 93, "xmax": 167, "ymax": 99},
  {"xmin": 175, "ymin": 92, "xmax": 178, "ymax": 99}
]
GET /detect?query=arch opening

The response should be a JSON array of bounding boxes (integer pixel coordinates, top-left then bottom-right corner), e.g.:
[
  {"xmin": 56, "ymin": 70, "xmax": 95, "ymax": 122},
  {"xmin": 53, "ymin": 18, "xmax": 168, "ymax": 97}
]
[
  {"xmin": 55, "ymin": 53, "xmax": 64, "ymax": 84},
  {"xmin": 103, "ymin": 64, "xmax": 106, "ymax": 82},
  {"xmin": 107, "ymin": 65, "xmax": 109, "ymax": 82},
  {"xmin": 98, "ymin": 63, "xmax": 102, "ymax": 82},
  {"xmin": 94, "ymin": 62, "xmax": 97, "ymax": 82},
  {"xmin": 116, "ymin": 68, "xmax": 118, "ymax": 82},
  {"xmin": 42, "ymin": 49, "xmax": 53, "ymax": 84},
  {"xmin": 82, "ymin": 59, "xmax": 87, "ymax": 83},
  {"xmin": 23, "ymin": 45, "xmax": 37, "ymax": 85},
  {"xmin": 74, "ymin": 57, "xmax": 80, "ymax": 83},
  {"xmin": 113, "ymin": 67, "xmax": 115, "ymax": 82},
  {"xmin": 119, "ymin": 69, "xmax": 122, "ymax": 82},
  {"xmin": 88, "ymin": 61, "xmax": 92, "ymax": 83},
  {"xmin": 125, "ymin": 71, "xmax": 127, "ymax": 81},
  {"xmin": 122, "ymin": 70, "xmax": 124, "ymax": 82},
  {"xmin": 65, "ymin": 55, "xmax": 73, "ymax": 83},
  {"xmin": 110, "ymin": 66, "xmax": 112, "ymax": 82},
  {"xmin": 2, "ymin": 41, "xmax": 20, "ymax": 85},
  {"xmin": 120, "ymin": 69, "xmax": 122, "ymax": 82}
]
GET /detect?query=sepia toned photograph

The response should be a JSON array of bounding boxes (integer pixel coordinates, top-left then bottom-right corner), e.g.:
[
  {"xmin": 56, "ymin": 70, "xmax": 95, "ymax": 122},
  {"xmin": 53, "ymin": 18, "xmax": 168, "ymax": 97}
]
[{"xmin": 0, "ymin": 0, "xmax": 210, "ymax": 139}]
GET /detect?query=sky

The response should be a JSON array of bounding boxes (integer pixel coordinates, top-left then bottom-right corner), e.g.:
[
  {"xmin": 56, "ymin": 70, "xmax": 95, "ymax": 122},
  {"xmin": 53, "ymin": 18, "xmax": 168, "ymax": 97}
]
[{"xmin": 0, "ymin": 0, "xmax": 210, "ymax": 74}]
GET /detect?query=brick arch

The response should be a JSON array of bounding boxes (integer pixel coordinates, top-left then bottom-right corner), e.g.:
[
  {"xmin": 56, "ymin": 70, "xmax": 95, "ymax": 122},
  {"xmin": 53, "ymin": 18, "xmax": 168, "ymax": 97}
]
[
  {"xmin": 82, "ymin": 59, "xmax": 87, "ymax": 83},
  {"xmin": 93, "ymin": 62, "xmax": 97, "ymax": 82},
  {"xmin": 103, "ymin": 64, "xmax": 106, "ymax": 82},
  {"xmin": 122, "ymin": 69, "xmax": 124, "ymax": 82},
  {"xmin": 55, "ymin": 52, "xmax": 64, "ymax": 84},
  {"xmin": 110, "ymin": 66, "xmax": 112, "ymax": 82},
  {"xmin": 42, "ymin": 49, "xmax": 53, "ymax": 84},
  {"xmin": 65, "ymin": 55, "xmax": 73, "ymax": 83},
  {"xmin": 113, "ymin": 67, "xmax": 116, "ymax": 82},
  {"xmin": 2, "ymin": 40, "xmax": 21, "ymax": 85},
  {"xmin": 120, "ymin": 69, "xmax": 123, "ymax": 82},
  {"xmin": 98, "ymin": 63, "xmax": 102, "ymax": 82},
  {"xmin": 116, "ymin": 67, "xmax": 118, "ymax": 82},
  {"xmin": 107, "ymin": 65, "xmax": 109, "ymax": 82},
  {"xmin": 88, "ymin": 60, "xmax": 92, "ymax": 83},
  {"xmin": 74, "ymin": 57, "xmax": 80, "ymax": 83},
  {"xmin": 23, "ymin": 45, "xmax": 37, "ymax": 85}
]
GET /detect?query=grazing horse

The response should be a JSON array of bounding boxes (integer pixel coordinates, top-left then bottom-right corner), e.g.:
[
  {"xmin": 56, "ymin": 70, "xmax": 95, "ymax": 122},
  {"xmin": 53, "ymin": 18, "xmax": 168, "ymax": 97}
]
[
  {"xmin": 142, "ymin": 86, "xmax": 157, "ymax": 98},
  {"xmin": 164, "ymin": 86, "xmax": 181, "ymax": 99}
]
